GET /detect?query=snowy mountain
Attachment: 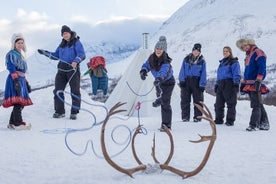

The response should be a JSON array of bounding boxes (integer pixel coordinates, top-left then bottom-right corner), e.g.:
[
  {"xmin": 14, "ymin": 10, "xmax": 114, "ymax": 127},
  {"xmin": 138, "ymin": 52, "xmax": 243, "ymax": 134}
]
[{"xmin": 148, "ymin": 0, "xmax": 276, "ymax": 80}]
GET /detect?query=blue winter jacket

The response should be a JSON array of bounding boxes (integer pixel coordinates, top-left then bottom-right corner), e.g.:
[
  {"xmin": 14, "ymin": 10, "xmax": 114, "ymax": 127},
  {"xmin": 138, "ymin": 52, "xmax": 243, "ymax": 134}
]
[
  {"xmin": 49, "ymin": 32, "xmax": 85, "ymax": 64},
  {"xmin": 216, "ymin": 57, "xmax": 241, "ymax": 85},
  {"xmin": 178, "ymin": 54, "xmax": 207, "ymax": 87},
  {"xmin": 244, "ymin": 46, "xmax": 266, "ymax": 81},
  {"xmin": 141, "ymin": 53, "xmax": 173, "ymax": 81}
]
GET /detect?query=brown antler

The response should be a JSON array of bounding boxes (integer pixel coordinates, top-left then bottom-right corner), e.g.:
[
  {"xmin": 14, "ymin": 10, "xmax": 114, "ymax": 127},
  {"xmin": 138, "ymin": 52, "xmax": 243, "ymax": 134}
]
[
  {"xmin": 151, "ymin": 126, "xmax": 174, "ymax": 165},
  {"xmin": 159, "ymin": 102, "xmax": 217, "ymax": 179},
  {"xmin": 131, "ymin": 125, "xmax": 144, "ymax": 165},
  {"xmin": 101, "ymin": 102, "xmax": 146, "ymax": 178}
]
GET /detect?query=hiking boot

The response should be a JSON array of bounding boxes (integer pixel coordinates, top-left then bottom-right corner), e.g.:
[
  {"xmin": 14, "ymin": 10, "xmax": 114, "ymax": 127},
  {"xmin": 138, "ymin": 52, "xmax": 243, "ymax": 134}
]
[
  {"xmin": 182, "ymin": 118, "xmax": 189, "ymax": 122},
  {"xmin": 70, "ymin": 114, "xmax": 77, "ymax": 120},
  {"xmin": 259, "ymin": 122, "xmax": 269, "ymax": 131},
  {"xmin": 246, "ymin": 125, "xmax": 256, "ymax": 131},
  {"xmin": 152, "ymin": 98, "xmax": 163, "ymax": 107},
  {"xmin": 225, "ymin": 122, "xmax": 234, "ymax": 126},
  {"xmin": 214, "ymin": 120, "xmax": 223, "ymax": 124},
  {"xmin": 158, "ymin": 126, "xmax": 171, "ymax": 132},
  {"xmin": 193, "ymin": 118, "xmax": 201, "ymax": 122},
  {"xmin": 53, "ymin": 113, "xmax": 65, "ymax": 118}
]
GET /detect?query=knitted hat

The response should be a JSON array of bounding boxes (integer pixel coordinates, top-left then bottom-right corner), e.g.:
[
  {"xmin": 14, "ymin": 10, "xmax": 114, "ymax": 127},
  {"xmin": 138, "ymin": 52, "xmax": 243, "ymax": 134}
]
[
  {"xmin": 11, "ymin": 33, "xmax": 26, "ymax": 52},
  {"xmin": 236, "ymin": 38, "xmax": 255, "ymax": 50},
  {"xmin": 154, "ymin": 36, "xmax": 167, "ymax": 52},
  {"xmin": 192, "ymin": 43, "xmax": 201, "ymax": 52},
  {"xmin": 61, "ymin": 25, "xmax": 72, "ymax": 35}
]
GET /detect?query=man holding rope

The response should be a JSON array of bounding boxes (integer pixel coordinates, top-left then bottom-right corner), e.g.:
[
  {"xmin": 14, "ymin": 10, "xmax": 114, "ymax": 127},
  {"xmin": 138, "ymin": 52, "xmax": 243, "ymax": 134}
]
[{"xmin": 38, "ymin": 25, "xmax": 86, "ymax": 120}]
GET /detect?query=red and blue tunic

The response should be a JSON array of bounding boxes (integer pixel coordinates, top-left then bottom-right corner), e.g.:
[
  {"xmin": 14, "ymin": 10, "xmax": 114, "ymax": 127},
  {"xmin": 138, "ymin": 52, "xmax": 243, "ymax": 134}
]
[{"xmin": 2, "ymin": 50, "xmax": 33, "ymax": 108}]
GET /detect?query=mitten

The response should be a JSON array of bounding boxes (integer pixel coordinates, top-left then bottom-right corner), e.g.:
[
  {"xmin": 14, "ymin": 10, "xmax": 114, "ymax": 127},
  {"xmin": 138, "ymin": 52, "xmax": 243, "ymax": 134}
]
[
  {"xmin": 140, "ymin": 69, "xmax": 147, "ymax": 80},
  {"xmin": 179, "ymin": 81, "xmax": 186, "ymax": 88},
  {"xmin": 254, "ymin": 80, "xmax": 261, "ymax": 92},
  {"xmin": 153, "ymin": 77, "xmax": 162, "ymax": 86},
  {"xmin": 240, "ymin": 83, "xmax": 246, "ymax": 93},
  {"xmin": 26, "ymin": 81, "xmax": 32, "ymax": 93},
  {"xmin": 233, "ymin": 83, "xmax": 239, "ymax": 93},
  {"xmin": 13, "ymin": 78, "xmax": 21, "ymax": 95},
  {"xmin": 199, "ymin": 87, "xmax": 205, "ymax": 92},
  {"xmin": 37, "ymin": 49, "xmax": 50, "ymax": 57}
]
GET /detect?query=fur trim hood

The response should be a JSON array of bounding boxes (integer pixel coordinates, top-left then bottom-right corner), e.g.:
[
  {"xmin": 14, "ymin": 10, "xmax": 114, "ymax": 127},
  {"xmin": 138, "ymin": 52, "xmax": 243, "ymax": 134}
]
[
  {"xmin": 236, "ymin": 38, "xmax": 255, "ymax": 50},
  {"xmin": 11, "ymin": 33, "xmax": 26, "ymax": 52}
]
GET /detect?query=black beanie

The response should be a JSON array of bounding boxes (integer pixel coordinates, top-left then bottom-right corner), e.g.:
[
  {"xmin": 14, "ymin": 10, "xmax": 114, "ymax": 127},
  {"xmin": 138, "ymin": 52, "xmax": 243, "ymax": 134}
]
[
  {"xmin": 192, "ymin": 43, "xmax": 202, "ymax": 52},
  {"xmin": 61, "ymin": 25, "xmax": 71, "ymax": 35}
]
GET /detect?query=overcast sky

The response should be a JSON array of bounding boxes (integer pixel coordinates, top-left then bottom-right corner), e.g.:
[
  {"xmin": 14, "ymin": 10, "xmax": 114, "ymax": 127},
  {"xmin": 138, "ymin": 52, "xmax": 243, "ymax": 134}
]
[
  {"xmin": 0, "ymin": 0, "xmax": 188, "ymax": 71},
  {"xmin": 1, "ymin": 0, "xmax": 187, "ymax": 24}
]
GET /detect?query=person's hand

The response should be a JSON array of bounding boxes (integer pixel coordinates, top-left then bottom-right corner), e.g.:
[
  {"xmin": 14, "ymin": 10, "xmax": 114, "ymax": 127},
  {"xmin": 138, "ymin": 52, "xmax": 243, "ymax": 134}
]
[
  {"xmin": 37, "ymin": 49, "xmax": 50, "ymax": 56},
  {"xmin": 140, "ymin": 69, "xmax": 147, "ymax": 80},
  {"xmin": 233, "ymin": 83, "xmax": 239, "ymax": 93},
  {"xmin": 254, "ymin": 80, "xmax": 261, "ymax": 92},
  {"xmin": 240, "ymin": 83, "xmax": 245, "ymax": 92},
  {"xmin": 26, "ymin": 81, "xmax": 31, "ymax": 93},
  {"xmin": 179, "ymin": 81, "xmax": 186, "ymax": 88},
  {"xmin": 214, "ymin": 84, "xmax": 218, "ymax": 93},
  {"xmin": 13, "ymin": 78, "xmax": 21, "ymax": 95},
  {"xmin": 153, "ymin": 77, "xmax": 162, "ymax": 86},
  {"xmin": 199, "ymin": 87, "xmax": 205, "ymax": 92},
  {"xmin": 71, "ymin": 62, "xmax": 78, "ymax": 68}
]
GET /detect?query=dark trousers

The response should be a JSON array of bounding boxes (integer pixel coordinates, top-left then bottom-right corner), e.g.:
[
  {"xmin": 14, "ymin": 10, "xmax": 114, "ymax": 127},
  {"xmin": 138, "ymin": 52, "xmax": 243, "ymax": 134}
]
[
  {"xmin": 53, "ymin": 67, "xmax": 81, "ymax": 115},
  {"xmin": 9, "ymin": 104, "xmax": 24, "ymax": 126},
  {"xmin": 248, "ymin": 92, "xmax": 269, "ymax": 127},
  {"xmin": 160, "ymin": 77, "xmax": 175, "ymax": 128},
  {"xmin": 215, "ymin": 79, "xmax": 238, "ymax": 124},
  {"xmin": 180, "ymin": 77, "xmax": 203, "ymax": 120}
]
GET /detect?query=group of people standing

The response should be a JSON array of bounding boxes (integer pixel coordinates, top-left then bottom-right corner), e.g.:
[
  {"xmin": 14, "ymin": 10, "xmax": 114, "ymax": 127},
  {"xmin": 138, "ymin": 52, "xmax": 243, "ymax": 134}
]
[
  {"xmin": 1, "ymin": 25, "xmax": 270, "ymax": 132},
  {"xmin": 140, "ymin": 36, "xmax": 270, "ymax": 132}
]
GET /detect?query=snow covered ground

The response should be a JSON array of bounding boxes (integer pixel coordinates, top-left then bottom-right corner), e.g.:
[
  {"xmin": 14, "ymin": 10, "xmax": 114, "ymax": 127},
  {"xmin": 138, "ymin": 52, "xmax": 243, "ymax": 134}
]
[{"xmin": 0, "ymin": 85, "xmax": 275, "ymax": 184}]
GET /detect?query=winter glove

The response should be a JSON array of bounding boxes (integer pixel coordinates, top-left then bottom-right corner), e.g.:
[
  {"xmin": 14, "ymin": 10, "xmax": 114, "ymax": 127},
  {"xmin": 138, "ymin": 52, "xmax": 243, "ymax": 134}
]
[
  {"xmin": 37, "ymin": 49, "xmax": 50, "ymax": 57},
  {"xmin": 240, "ymin": 83, "xmax": 246, "ymax": 93},
  {"xmin": 153, "ymin": 77, "xmax": 162, "ymax": 87},
  {"xmin": 26, "ymin": 81, "xmax": 32, "ymax": 93},
  {"xmin": 233, "ymin": 83, "xmax": 239, "ymax": 93},
  {"xmin": 13, "ymin": 78, "xmax": 21, "ymax": 95},
  {"xmin": 140, "ymin": 69, "xmax": 147, "ymax": 80},
  {"xmin": 199, "ymin": 87, "xmax": 205, "ymax": 92},
  {"xmin": 214, "ymin": 84, "xmax": 218, "ymax": 93},
  {"xmin": 254, "ymin": 80, "xmax": 261, "ymax": 92},
  {"xmin": 179, "ymin": 81, "xmax": 186, "ymax": 88}
]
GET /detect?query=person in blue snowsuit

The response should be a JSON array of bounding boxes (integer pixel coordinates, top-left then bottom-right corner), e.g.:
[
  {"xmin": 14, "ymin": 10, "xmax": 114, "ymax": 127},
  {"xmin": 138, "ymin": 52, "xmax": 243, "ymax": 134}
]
[
  {"xmin": 214, "ymin": 46, "xmax": 241, "ymax": 126},
  {"xmin": 178, "ymin": 43, "xmax": 207, "ymax": 122},
  {"xmin": 37, "ymin": 25, "xmax": 86, "ymax": 120},
  {"xmin": 2, "ymin": 33, "xmax": 32, "ymax": 129},
  {"xmin": 236, "ymin": 38, "xmax": 270, "ymax": 131},
  {"xmin": 140, "ymin": 36, "xmax": 175, "ymax": 131}
]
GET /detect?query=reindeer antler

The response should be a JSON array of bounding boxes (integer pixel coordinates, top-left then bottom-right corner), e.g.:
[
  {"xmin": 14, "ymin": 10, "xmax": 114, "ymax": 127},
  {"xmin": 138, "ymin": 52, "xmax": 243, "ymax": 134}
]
[
  {"xmin": 101, "ymin": 102, "xmax": 216, "ymax": 179},
  {"xmin": 151, "ymin": 126, "xmax": 174, "ymax": 165},
  {"xmin": 157, "ymin": 102, "xmax": 217, "ymax": 179},
  {"xmin": 101, "ymin": 102, "xmax": 146, "ymax": 178}
]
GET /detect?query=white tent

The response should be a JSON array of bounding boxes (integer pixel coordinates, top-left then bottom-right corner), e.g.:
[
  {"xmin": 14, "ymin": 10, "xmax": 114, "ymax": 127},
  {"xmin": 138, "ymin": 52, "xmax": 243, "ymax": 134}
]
[{"xmin": 105, "ymin": 49, "xmax": 158, "ymax": 117}]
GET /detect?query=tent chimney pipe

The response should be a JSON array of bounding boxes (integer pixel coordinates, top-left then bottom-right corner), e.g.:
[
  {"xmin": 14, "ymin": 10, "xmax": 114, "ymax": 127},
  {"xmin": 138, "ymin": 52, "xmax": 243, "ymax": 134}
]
[{"xmin": 142, "ymin": 33, "xmax": 149, "ymax": 49}]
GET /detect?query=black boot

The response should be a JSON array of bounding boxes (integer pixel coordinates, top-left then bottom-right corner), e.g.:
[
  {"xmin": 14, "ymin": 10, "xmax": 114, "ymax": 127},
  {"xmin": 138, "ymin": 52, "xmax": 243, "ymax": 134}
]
[{"xmin": 152, "ymin": 98, "xmax": 163, "ymax": 107}]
